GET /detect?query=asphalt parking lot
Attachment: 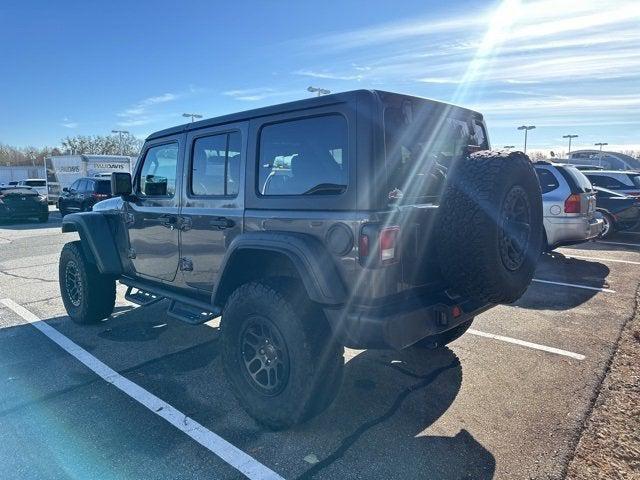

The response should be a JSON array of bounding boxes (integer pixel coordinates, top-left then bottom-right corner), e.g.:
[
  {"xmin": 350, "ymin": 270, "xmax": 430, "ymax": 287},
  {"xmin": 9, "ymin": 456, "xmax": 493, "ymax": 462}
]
[{"xmin": 1, "ymin": 211, "xmax": 638, "ymax": 479}]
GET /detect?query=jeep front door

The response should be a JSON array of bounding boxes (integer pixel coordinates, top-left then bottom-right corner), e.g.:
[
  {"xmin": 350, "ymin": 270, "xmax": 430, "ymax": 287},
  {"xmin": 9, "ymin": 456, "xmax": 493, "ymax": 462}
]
[
  {"xmin": 179, "ymin": 125, "xmax": 246, "ymax": 292},
  {"xmin": 124, "ymin": 138, "xmax": 182, "ymax": 282}
]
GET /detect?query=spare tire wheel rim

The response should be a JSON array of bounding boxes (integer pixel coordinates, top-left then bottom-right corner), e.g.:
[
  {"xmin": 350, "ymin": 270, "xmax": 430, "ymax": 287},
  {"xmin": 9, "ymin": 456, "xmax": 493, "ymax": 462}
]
[
  {"xmin": 65, "ymin": 260, "xmax": 83, "ymax": 307},
  {"xmin": 499, "ymin": 185, "xmax": 531, "ymax": 271},
  {"xmin": 239, "ymin": 315, "xmax": 290, "ymax": 396}
]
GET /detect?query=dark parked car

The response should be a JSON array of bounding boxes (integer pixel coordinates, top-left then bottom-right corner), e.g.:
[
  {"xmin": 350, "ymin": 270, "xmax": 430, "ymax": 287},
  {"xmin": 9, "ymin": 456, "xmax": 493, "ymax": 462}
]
[
  {"xmin": 58, "ymin": 90, "xmax": 543, "ymax": 429},
  {"xmin": 594, "ymin": 186, "xmax": 640, "ymax": 238},
  {"xmin": 57, "ymin": 177, "xmax": 112, "ymax": 217},
  {"xmin": 0, "ymin": 186, "xmax": 49, "ymax": 223},
  {"xmin": 582, "ymin": 170, "xmax": 640, "ymax": 198}
]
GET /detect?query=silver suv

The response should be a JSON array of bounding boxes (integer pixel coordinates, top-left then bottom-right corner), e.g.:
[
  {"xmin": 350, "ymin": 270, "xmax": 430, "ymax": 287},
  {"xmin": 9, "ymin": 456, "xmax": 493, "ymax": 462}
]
[{"xmin": 535, "ymin": 162, "xmax": 603, "ymax": 251}]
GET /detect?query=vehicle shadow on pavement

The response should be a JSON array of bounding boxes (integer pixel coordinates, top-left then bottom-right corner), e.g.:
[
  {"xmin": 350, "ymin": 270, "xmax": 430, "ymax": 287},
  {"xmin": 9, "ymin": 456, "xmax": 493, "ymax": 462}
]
[
  {"xmin": 291, "ymin": 347, "xmax": 496, "ymax": 479},
  {"xmin": 515, "ymin": 252, "xmax": 610, "ymax": 310},
  {"xmin": 34, "ymin": 305, "xmax": 495, "ymax": 480}
]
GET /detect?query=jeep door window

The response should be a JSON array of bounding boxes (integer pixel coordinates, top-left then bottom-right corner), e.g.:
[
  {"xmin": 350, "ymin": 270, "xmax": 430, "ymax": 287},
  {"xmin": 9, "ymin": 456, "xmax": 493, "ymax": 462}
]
[
  {"xmin": 258, "ymin": 114, "xmax": 348, "ymax": 196},
  {"xmin": 138, "ymin": 143, "xmax": 178, "ymax": 197},
  {"xmin": 384, "ymin": 104, "xmax": 488, "ymax": 204},
  {"xmin": 191, "ymin": 131, "xmax": 241, "ymax": 196}
]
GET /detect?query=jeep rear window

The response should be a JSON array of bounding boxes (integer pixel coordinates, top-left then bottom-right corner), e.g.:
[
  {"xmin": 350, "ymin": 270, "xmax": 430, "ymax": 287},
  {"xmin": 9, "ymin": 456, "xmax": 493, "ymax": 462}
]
[
  {"xmin": 384, "ymin": 104, "xmax": 488, "ymax": 204},
  {"xmin": 258, "ymin": 114, "xmax": 347, "ymax": 196}
]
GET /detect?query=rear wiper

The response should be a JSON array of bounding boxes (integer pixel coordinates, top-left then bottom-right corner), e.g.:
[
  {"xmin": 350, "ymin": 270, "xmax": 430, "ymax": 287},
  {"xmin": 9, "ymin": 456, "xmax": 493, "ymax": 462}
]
[{"xmin": 302, "ymin": 183, "xmax": 346, "ymax": 195}]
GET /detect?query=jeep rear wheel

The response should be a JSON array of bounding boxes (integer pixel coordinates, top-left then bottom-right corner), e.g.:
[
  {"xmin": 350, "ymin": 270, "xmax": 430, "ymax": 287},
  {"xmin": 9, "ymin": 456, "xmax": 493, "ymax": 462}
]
[
  {"xmin": 436, "ymin": 150, "xmax": 543, "ymax": 304},
  {"xmin": 221, "ymin": 278, "xmax": 344, "ymax": 430},
  {"xmin": 59, "ymin": 241, "xmax": 116, "ymax": 324}
]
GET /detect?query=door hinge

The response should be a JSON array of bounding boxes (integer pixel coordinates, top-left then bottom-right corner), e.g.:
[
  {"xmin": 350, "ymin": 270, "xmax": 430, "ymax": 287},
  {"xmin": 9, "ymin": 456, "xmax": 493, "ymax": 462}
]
[
  {"xmin": 179, "ymin": 257, "xmax": 194, "ymax": 272},
  {"xmin": 127, "ymin": 248, "xmax": 136, "ymax": 259}
]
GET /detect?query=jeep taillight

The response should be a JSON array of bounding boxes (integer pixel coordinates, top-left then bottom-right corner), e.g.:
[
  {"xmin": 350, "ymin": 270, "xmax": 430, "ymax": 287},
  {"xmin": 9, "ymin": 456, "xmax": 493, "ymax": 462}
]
[
  {"xmin": 379, "ymin": 226, "xmax": 400, "ymax": 264},
  {"xmin": 564, "ymin": 194, "xmax": 581, "ymax": 213},
  {"xmin": 359, "ymin": 225, "xmax": 400, "ymax": 266}
]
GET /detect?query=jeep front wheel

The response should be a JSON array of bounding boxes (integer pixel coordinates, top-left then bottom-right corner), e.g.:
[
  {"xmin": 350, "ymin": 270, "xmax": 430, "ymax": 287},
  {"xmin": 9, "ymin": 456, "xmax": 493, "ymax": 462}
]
[
  {"xmin": 59, "ymin": 241, "xmax": 116, "ymax": 324},
  {"xmin": 221, "ymin": 279, "xmax": 344, "ymax": 430}
]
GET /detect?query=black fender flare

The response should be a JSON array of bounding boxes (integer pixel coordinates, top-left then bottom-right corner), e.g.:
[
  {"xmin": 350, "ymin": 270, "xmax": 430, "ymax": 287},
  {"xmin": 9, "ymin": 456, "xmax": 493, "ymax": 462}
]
[
  {"xmin": 61, "ymin": 212, "xmax": 122, "ymax": 276},
  {"xmin": 213, "ymin": 231, "xmax": 347, "ymax": 307}
]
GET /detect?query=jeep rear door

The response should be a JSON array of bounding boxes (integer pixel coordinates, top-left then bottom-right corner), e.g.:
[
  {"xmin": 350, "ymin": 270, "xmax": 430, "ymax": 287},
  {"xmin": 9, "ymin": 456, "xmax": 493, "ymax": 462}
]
[
  {"xmin": 178, "ymin": 122, "xmax": 247, "ymax": 292},
  {"xmin": 124, "ymin": 136, "xmax": 183, "ymax": 282}
]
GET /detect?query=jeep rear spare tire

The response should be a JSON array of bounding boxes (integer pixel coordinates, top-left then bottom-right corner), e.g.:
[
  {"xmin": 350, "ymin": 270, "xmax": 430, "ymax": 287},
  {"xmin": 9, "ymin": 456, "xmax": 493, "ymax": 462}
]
[{"xmin": 436, "ymin": 150, "xmax": 543, "ymax": 304}]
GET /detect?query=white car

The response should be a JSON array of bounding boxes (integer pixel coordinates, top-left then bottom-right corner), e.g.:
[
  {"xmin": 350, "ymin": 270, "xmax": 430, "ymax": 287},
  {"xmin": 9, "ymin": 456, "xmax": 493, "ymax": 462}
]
[{"xmin": 16, "ymin": 179, "xmax": 48, "ymax": 199}]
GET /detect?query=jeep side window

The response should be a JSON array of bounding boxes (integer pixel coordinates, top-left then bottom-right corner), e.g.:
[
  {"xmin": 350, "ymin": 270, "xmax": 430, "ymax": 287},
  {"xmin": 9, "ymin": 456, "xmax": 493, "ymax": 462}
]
[
  {"xmin": 191, "ymin": 131, "xmax": 241, "ymax": 197},
  {"xmin": 258, "ymin": 114, "xmax": 348, "ymax": 196},
  {"xmin": 138, "ymin": 143, "xmax": 178, "ymax": 197}
]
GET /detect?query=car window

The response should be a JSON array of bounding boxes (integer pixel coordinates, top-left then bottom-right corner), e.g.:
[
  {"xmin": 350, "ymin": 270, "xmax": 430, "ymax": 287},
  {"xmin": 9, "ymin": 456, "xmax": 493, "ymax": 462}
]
[
  {"xmin": 586, "ymin": 174, "xmax": 628, "ymax": 189},
  {"xmin": 78, "ymin": 180, "xmax": 89, "ymax": 192},
  {"xmin": 384, "ymin": 103, "xmax": 489, "ymax": 204},
  {"xmin": 535, "ymin": 169, "xmax": 560, "ymax": 194},
  {"xmin": 95, "ymin": 180, "xmax": 111, "ymax": 194},
  {"xmin": 191, "ymin": 131, "xmax": 241, "ymax": 196},
  {"xmin": 69, "ymin": 180, "xmax": 80, "ymax": 191},
  {"xmin": 25, "ymin": 180, "xmax": 46, "ymax": 187},
  {"xmin": 559, "ymin": 166, "xmax": 593, "ymax": 193},
  {"xmin": 138, "ymin": 143, "xmax": 179, "ymax": 197},
  {"xmin": 85, "ymin": 180, "xmax": 95, "ymax": 192},
  {"xmin": 258, "ymin": 115, "xmax": 348, "ymax": 196},
  {"xmin": 627, "ymin": 174, "xmax": 640, "ymax": 188}
]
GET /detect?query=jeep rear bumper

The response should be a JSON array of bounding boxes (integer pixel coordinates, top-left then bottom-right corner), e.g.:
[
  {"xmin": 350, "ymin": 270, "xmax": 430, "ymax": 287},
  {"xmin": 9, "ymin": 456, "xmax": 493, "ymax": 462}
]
[{"xmin": 324, "ymin": 294, "xmax": 493, "ymax": 350}]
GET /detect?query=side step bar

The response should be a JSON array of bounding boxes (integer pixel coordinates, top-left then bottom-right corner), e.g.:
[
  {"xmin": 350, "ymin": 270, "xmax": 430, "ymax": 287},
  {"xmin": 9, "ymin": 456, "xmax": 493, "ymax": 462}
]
[
  {"xmin": 120, "ymin": 277, "xmax": 221, "ymax": 325},
  {"xmin": 167, "ymin": 301, "xmax": 218, "ymax": 325},
  {"xmin": 124, "ymin": 286, "xmax": 164, "ymax": 306}
]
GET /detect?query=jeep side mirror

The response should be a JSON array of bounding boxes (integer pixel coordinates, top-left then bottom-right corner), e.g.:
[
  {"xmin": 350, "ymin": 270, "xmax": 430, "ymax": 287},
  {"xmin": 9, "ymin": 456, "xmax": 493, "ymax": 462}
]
[
  {"xmin": 111, "ymin": 172, "xmax": 132, "ymax": 196},
  {"xmin": 62, "ymin": 187, "xmax": 69, "ymax": 193}
]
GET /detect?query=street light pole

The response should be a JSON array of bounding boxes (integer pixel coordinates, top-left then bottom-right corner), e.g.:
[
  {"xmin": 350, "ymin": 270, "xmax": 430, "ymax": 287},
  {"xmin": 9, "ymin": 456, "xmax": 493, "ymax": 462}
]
[
  {"xmin": 307, "ymin": 86, "xmax": 331, "ymax": 97},
  {"xmin": 182, "ymin": 113, "xmax": 203, "ymax": 123},
  {"xmin": 562, "ymin": 134, "xmax": 578, "ymax": 154},
  {"xmin": 594, "ymin": 142, "xmax": 608, "ymax": 167},
  {"xmin": 111, "ymin": 129, "xmax": 130, "ymax": 156},
  {"xmin": 517, "ymin": 125, "xmax": 536, "ymax": 154}
]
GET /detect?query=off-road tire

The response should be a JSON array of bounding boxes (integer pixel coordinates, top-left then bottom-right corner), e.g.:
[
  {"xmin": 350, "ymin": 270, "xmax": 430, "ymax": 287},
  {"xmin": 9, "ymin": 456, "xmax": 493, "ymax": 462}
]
[
  {"xmin": 411, "ymin": 319, "xmax": 474, "ymax": 349},
  {"xmin": 59, "ymin": 241, "xmax": 116, "ymax": 324},
  {"xmin": 436, "ymin": 150, "xmax": 543, "ymax": 304},
  {"xmin": 221, "ymin": 278, "xmax": 344, "ymax": 430}
]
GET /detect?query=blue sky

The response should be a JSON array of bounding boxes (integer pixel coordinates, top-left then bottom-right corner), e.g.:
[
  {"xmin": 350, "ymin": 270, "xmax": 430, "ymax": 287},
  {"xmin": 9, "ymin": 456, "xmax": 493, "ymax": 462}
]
[{"xmin": 1, "ymin": 0, "xmax": 639, "ymax": 153}]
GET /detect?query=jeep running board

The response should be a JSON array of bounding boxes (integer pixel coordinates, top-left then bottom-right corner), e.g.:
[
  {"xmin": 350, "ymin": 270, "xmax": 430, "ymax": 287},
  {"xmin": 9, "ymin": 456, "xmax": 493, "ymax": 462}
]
[
  {"xmin": 167, "ymin": 301, "xmax": 218, "ymax": 325},
  {"xmin": 119, "ymin": 277, "xmax": 221, "ymax": 325},
  {"xmin": 124, "ymin": 286, "xmax": 164, "ymax": 307}
]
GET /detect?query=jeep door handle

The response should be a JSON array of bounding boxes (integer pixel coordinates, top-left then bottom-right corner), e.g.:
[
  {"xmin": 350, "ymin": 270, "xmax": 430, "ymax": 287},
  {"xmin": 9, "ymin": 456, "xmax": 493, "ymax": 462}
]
[
  {"xmin": 161, "ymin": 215, "xmax": 179, "ymax": 229},
  {"xmin": 210, "ymin": 217, "xmax": 234, "ymax": 229}
]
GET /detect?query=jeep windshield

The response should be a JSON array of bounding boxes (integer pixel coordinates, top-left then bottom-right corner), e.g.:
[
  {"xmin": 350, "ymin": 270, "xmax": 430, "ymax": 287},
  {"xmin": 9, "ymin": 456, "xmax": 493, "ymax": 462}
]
[{"xmin": 384, "ymin": 99, "xmax": 488, "ymax": 205}]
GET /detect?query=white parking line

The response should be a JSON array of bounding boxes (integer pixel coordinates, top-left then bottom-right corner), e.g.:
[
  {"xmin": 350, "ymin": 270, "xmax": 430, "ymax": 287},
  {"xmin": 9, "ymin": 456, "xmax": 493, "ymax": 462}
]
[
  {"xmin": 597, "ymin": 240, "xmax": 640, "ymax": 248},
  {"xmin": 565, "ymin": 255, "xmax": 640, "ymax": 266},
  {"xmin": 467, "ymin": 329, "xmax": 585, "ymax": 360},
  {"xmin": 0, "ymin": 298, "xmax": 284, "ymax": 480},
  {"xmin": 532, "ymin": 278, "xmax": 615, "ymax": 293}
]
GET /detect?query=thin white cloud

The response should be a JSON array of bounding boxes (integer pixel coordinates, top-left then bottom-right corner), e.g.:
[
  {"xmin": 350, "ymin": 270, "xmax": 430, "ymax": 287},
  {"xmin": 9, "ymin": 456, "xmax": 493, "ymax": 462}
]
[
  {"xmin": 223, "ymin": 87, "xmax": 299, "ymax": 101},
  {"xmin": 61, "ymin": 118, "xmax": 78, "ymax": 128},
  {"xmin": 294, "ymin": 69, "xmax": 363, "ymax": 81},
  {"xmin": 117, "ymin": 91, "xmax": 191, "ymax": 128}
]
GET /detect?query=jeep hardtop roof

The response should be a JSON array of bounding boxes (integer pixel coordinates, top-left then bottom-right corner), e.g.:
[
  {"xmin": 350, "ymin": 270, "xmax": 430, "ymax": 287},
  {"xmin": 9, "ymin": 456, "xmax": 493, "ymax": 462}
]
[{"xmin": 146, "ymin": 89, "xmax": 484, "ymax": 141}]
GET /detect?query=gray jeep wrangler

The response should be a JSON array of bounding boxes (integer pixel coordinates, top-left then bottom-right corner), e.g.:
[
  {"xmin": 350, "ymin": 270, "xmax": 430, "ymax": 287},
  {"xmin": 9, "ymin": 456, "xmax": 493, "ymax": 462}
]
[{"xmin": 59, "ymin": 90, "xmax": 543, "ymax": 429}]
